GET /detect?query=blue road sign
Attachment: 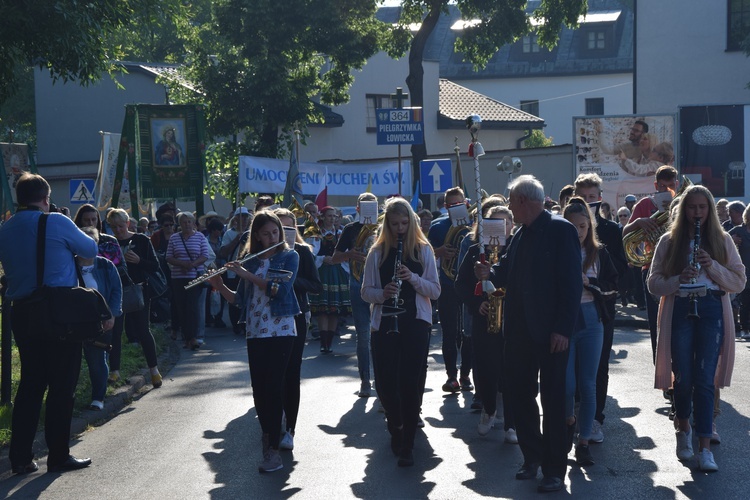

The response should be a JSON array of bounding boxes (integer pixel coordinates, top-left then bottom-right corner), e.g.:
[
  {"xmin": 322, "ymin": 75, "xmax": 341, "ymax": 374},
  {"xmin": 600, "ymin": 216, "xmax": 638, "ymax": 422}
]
[
  {"xmin": 420, "ymin": 159, "xmax": 452, "ymax": 194},
  {"xmin": 70, "ymin": 179, "xmax": 96, "ymax": 204},
  {"xmin": 376, "ymin": 107, "xmax": 424, "ymax": 145}
]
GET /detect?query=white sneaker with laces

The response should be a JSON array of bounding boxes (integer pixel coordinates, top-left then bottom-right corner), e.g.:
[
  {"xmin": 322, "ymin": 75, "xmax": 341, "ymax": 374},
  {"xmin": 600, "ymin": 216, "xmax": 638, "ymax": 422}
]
[
  {"xmin": 698, "ymin": 448, "xmax": 718, "ymax": 472},
  {"xmin": 504, "ymin": 428, "xmax": 519, "ymax": 444},
  {"xmin": 477, "ymin": 410, "xmax": 496, "ymax": 436},
  {"xmin": 279, "ymin": 431, "xmax": 294, "ymax": 451},
  {"xmin": 589, "ymin": 420, "xmax": 604, "ymax": 443},
  {"xmin": 676, "ymin": 429, "xmax": 694, "ymax": 461}
]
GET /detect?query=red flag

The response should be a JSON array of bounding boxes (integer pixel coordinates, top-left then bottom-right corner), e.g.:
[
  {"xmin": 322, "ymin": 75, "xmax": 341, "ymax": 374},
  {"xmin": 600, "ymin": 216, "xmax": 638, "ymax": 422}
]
[{"xmin": 315, "ymin": 167, "xmax": 328, "ymax": 210}]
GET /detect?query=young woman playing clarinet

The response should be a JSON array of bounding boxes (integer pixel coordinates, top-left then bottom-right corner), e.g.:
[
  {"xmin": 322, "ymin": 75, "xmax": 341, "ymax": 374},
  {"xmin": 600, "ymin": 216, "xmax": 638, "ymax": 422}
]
[
  {"xmin": 648, "ymin": 185, "xmax": 745, "ymax": 472},
  {"xmin": 361, "ymin": 198, "xmax": 440, "ymax": 467},
  {"xmin": 562, "ymin": 197, "xmax": 618, "ymax": 466},
  {"xmin": 208, "ymin": 211, "xmax": 300, "ymax": 474}
]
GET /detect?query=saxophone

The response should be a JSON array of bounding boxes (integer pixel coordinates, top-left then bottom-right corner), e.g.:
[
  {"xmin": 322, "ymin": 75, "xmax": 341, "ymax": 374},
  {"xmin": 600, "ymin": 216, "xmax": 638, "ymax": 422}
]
[
  {"xmin": 350, "ymin": 217, "xmax": 382, "ymax": 282},
  {"xmin": 484, "ymin": 246, "xmax": 505, "ymax": 334}
]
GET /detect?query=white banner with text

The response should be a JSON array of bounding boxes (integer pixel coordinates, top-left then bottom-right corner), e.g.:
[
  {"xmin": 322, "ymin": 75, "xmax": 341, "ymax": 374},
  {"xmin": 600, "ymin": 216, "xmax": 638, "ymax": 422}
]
[{"xmin": 238, "ymin": 156, "xmax": 411, "ymax": 197}]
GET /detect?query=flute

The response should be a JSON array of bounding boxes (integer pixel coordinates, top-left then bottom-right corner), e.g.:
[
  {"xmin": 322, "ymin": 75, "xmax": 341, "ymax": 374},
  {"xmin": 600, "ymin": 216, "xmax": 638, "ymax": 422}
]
[{"xmin": 184, "ymin": 240, "xmax": 285, "ymax": 289}]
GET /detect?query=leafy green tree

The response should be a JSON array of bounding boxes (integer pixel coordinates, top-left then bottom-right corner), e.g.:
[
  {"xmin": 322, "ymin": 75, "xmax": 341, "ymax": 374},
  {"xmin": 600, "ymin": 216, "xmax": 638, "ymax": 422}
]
[
  {"xmin": 0, "ymin": 0, "xmax": 130, "ymax": 108},
  {"xmin": 169, "ymin": 0, "xmax": 387, "ymax": 202},
  {"xmin": 385, "ymin": 0, "xmax": 587, "ymax": 195},
  {"xmin": 523, "ymin": 129, "xmax": 554, "ymax": 148}
]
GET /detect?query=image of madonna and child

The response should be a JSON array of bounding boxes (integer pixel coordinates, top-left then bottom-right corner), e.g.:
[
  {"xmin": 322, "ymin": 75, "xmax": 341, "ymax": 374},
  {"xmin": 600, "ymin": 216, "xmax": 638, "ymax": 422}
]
[
  {"xmin": 361, "ymin": 198, "xmax": 441, "ymax": 467},
  {"xmin": 647, "ymin": 185, "xmax": 745, "ymax": 472}
]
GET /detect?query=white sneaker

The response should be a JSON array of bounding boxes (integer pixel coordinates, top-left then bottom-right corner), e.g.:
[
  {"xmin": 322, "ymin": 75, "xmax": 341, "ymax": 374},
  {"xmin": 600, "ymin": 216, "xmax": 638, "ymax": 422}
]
[
  {"xmin": 698, "ymin": 448, "xmax": 718, "ymax": 472},
  {"xmin": 477, "ymin": 410, "xmax": 496, "ymax": 436},
  {"xmin": 589, "ymin": 420, "xmax": 604, "ymax": 443},
  {"xmin": 504, "ymin": 428, "xmax": 519, "ymax": 444},
  {"xmin": 89, "ymin": 400, "xmax": 104, "ymax": 411},
  {"xmin": 711, "ymin": 422, "xmax": 721, "ymax": 444},
  {"xmin": 279, "ymin": 431, "xmax": 294, "ymax": 451},
  {"xmin": 676, "ymin": 429, "xmax": 694, "ymax": 461}
]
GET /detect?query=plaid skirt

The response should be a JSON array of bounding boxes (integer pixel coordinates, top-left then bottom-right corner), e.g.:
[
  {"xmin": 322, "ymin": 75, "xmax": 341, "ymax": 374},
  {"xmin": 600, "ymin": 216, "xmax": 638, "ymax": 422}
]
[{"xmin": 309, "ymin": 263, "xmax": 352, "ymax": 316}]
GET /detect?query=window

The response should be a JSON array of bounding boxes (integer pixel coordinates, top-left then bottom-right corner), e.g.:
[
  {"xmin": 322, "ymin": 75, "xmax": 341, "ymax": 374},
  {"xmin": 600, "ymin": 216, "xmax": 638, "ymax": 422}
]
[
  {"xmin": 585, "ymin": 98, "xmax": 604, "ymax": 116},
  {"xmin": 522, "ymin": 34, "xmax": 540, "ymax": 53},
  {"xmin": 366, "ymin": 94, "xmax": 399, "ymax": 131},
  {"xmin": 728, "ymin": 0, "xmax": 750, "ymax": 51},
  {"xmin": 520, "ymin": 100, "xmax": 539, "ymax": 117},
  {"xmin": 587, "ymin": 31, "xmax": 606, "ymax": 50}
]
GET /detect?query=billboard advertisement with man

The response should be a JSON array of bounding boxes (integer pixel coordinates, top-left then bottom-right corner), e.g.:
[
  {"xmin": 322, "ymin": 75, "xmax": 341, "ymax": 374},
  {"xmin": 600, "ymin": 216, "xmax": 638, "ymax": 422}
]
[{"xmin": 573, "ymin": 114, "xmax": 676, "ymax": 211}]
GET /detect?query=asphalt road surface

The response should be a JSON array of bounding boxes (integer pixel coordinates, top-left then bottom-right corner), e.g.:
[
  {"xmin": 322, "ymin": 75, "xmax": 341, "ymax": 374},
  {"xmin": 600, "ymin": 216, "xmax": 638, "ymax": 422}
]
[{"xmin": 3, "ymin": 318, "xmax": 750, "ymax": 499}]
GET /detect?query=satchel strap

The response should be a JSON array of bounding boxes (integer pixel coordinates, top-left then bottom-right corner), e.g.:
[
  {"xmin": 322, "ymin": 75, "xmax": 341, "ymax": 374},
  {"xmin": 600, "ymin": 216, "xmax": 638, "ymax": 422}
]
[{"xmin": 36, "ymin": 213, "xmax": 49, "ymax": 288}]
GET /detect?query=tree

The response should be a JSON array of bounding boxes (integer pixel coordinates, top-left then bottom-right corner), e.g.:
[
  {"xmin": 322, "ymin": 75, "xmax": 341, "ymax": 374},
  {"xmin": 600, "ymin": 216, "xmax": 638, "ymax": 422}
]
[
  {"xmin": 0, "ymin": 0, "xmax": 130, "ymax": 108},
  {"xmin": 385, "ymin": 0, "xmax": 587, "ymax": 199},
  {"xmin": 523, "ymin": 129, "xmax": 554, "ymax": 148},
  {"xmin": 168, "ymin": 0, "xmax": 388, "ymax": 203}
]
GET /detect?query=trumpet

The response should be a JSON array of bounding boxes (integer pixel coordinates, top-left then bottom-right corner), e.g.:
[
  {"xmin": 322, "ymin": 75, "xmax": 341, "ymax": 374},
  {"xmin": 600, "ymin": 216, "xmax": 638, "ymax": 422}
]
[{"xmin": 184, "ymin": 241, "xmax": 285, "ymax": 289}]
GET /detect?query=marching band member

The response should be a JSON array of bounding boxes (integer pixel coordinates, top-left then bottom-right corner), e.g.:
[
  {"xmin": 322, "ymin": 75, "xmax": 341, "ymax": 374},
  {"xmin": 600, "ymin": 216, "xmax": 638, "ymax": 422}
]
[
  {"xmin": 307, "ymin": 206, "xmax": 351, "ymax": 354},
  {"xmin": 274, "ymin": 208, "xmax": 322, "ymax": 452},
  {"xmin": 474, "ymin": 175, "xmax": 582, "ymax": 493},
  {"xmin": 648, "ymin": 185, "xmax": 744, "ymax": 472},
  {"xmin": 362, "ymin": 198, "xmax": 440, "ymax": 467},
  {"xmin": 209, "ymin": 211, "xmax": 300, "ymax": 473},
  {"xmin": 332, "ymin": 193, "xmax": 379, "ymax": 397},
  {"xmin": 428, "ymin": 187, "xmax": 473, "ymax": 393},
  {"xmin": 561, "ymin": 198, "xmax": 618, "ymax": 466},
  {"xmin": 455, "ymin": 201, "xmax": 517, "ymax": 442}
]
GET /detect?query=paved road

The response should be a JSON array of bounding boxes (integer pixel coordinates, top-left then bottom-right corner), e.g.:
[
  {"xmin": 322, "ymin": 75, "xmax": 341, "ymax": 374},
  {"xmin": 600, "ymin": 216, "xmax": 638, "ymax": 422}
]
[{"xmin": 3, "ymin": 318, "xmax": 750, "ymax": 499}]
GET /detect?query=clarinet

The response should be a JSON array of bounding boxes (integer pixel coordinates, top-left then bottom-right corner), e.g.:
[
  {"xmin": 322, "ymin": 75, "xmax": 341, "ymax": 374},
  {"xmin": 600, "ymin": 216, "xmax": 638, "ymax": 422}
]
[
  {"xmin": 687, "ymin": 218, "xmax": 701, "ymax": 320},
  {"xmin": 383, "ymin": 234, "xmax": 405, "ymax": 334}
]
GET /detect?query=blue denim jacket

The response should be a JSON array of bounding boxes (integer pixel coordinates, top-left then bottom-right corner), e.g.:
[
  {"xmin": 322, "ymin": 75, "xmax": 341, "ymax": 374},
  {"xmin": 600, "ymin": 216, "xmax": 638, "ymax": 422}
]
[
  {"xmin": 235, "ymin": 248, "xmax": 301, "ymax": 321},
  {"xmin": 91, "ymin": 256, "xmax": 123, "ymax": 318}
]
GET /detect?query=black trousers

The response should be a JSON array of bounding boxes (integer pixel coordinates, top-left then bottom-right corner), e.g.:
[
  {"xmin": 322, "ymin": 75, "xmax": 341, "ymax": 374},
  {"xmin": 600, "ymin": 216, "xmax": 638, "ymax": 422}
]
[
  {"xmin": 171, "ymin": 278, "xmax": 202, "ymax": 342},
  {"xmin": 372, "ymin": 316, "xmax": 430, "ymax": 452},
  {"xmin": 247, "ymin": 336, "xmax": 294, "ymax": 449},
  {"xmin": 282, "ymin": 314, "xmax": 307, "ymax": 432},
  {"xmin": 9, "ymin": 301, "xmax": 83, "ymax": 468},
  {"xmin": 473, "ymin": 322, "xmax": 515, "ymax": 430},
  {"xmin": 438, "ymin": 284, "xmax": 471, "ymax": 379},
  {"xmin": 594, "ymin": 306, "xmax": 615, "ymax": 424},
  {"xmin": 505, "ymin": 332, "xmax": 568, "ymax": 480}
]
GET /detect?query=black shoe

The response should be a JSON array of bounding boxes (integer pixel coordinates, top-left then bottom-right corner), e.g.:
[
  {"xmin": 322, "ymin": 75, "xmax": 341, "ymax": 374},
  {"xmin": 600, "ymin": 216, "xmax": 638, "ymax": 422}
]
[
  {"xmin": 575, "ymin": 444, "xmax": 594, "ymax": 466},
  {"xmin": 47, "ymin": 456, "xmax": 92, "ymax": 473},
  {"xmin": 515, "ymin": 462, "xmax": 540, "ymax": 480},
  {"xmin": 470, "ymin": 395, "xmax": 483, "ymax": 410},
  {"xmin": 459, "ymin": 377, "xmax": 474, "ymax": 391},
  {"xmin": 538, "ymin": 476, "xmax": 564, "ymax": 493},
  {"xmin": 397, "ymin": 449, "xmax": 414, "ymax": 467},
  {"xmin": 12, "ymin": 462, "xmax": 38, "ymax": 475}
]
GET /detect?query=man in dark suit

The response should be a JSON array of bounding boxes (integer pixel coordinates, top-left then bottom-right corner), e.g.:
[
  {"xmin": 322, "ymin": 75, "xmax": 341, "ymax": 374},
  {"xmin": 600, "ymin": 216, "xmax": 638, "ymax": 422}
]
[
  {"xmin": 574, "ymin": 173, "xmax": 625, "ymax": 443},
  {"xmin": 475, "ymin": 175, "xmax": 582, "ymax": 493}
]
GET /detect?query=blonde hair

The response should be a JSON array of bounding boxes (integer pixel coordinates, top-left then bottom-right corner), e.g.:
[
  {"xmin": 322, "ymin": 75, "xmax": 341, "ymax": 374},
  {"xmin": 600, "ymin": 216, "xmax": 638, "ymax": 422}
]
[
  {"xmin": 373, "ymin": 197, "xmax": 431, "ymax": 266},
  {"xmin": 106, "ymin": 208, "xmax": 129, "ymax": 226},
  {"xmin": 663, "ymin": 185, "xmax": 727, "ymax": 277}
]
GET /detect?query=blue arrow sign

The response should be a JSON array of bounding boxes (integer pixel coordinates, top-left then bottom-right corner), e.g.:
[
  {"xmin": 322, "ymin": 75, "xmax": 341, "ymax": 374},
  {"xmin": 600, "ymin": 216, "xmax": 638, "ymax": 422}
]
[{"xmin": 419, "ymin": 159, "xmax": 452, "ymax": 194}]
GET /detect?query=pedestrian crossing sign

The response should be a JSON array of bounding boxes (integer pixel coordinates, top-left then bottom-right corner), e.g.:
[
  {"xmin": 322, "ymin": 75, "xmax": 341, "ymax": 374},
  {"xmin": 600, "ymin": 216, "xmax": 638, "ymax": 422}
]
[{"xmin": 70, "ymin": 179, "xmax": 96, "ymax": 204}]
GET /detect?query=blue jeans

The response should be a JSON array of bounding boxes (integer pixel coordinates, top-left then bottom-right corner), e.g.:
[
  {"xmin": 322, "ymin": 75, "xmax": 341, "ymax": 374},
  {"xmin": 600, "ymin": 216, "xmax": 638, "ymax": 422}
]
[
  {"xmin": 83, "ymin": 341, "xmax": 109, "ymax": 401},
  {"xmin": 349, "ymin": 278, "xmax": 371, "ymax": 382},
  {"xmin": 566, "ymin": 301, "xmax": 603, "ymax": 440},
  {"xmin": 671, "ymin": 294, "xmax": 724, "ymax": 438}
]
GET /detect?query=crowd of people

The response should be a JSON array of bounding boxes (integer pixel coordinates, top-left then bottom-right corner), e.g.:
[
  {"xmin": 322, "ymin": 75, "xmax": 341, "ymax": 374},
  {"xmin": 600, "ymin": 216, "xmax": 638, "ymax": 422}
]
[{"xmin": 2, "ymin": 167, "xmax": 748, "ymax": 490}]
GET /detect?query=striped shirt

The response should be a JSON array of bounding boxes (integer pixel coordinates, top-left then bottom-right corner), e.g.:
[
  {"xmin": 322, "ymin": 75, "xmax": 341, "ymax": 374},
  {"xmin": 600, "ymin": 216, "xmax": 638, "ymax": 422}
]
[{"xmin": 166, "ymin": 231, "xmax": 210, "ymax": 279}]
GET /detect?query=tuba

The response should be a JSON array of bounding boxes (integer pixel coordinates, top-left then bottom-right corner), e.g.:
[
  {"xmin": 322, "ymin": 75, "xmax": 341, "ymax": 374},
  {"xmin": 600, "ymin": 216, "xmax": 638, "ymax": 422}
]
[{"xmin": 623, "ymin": 176, "xmax": 692, "ymax": 267}]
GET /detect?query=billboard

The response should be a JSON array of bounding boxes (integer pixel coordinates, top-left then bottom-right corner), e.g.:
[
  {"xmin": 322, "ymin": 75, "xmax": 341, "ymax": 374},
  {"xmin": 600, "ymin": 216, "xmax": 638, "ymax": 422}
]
[{"xmin": 573, "ymin": 114, "xmax": 676, "ymax": 210}]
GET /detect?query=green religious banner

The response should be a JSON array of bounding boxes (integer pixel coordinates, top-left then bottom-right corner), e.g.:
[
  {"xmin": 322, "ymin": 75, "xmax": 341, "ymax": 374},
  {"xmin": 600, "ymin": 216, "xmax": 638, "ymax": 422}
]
[
  {"xmin": 112, "ymin": 104, "xmax": 205, "ymax": 215},
  {"xmin": 0, "ymin": 142, "xmax": 37, "ymax": 218}
]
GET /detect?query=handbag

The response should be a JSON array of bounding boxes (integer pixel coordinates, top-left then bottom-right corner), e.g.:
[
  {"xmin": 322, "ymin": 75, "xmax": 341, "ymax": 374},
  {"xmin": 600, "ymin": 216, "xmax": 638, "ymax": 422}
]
[
  {"xmin": 32, "ymin": 214, "xmax": 113, "ymax": 343},
  {"xmin": 146, "ymin": 264, "xmax": 168, "ymax": 298},
  {"xmin": 121, "ymin": 275, "xmax": 145, "ymax": 313}
]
